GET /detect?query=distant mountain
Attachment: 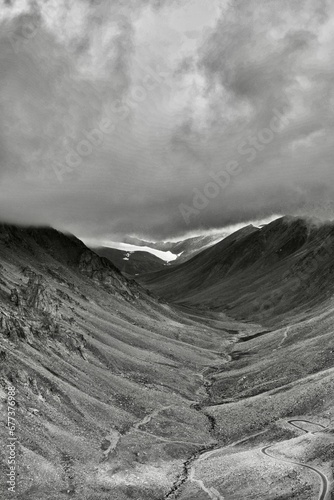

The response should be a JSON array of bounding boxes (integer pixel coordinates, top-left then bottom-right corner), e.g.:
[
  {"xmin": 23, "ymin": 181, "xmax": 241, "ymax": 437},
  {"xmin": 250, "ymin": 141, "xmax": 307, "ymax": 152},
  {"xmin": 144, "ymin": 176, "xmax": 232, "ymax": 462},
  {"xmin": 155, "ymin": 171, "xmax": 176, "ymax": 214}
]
[
  {"xmin": 166, "ymin": 233, "xmax": 230, "ymax": 263},
  {"xmin": 139, "ymin": 216, "xmax": 334, "ymax": 322},
  {"xmin": 96, "ymin": 232, "xmax": 229, "ymax": 276},
  {"xmin": 93, "ymin": 246, "xmax": 167, "ymax": 275},
  {"xmin": 123, "ymin": 233, "xmax": 228, "ymax": 263}
]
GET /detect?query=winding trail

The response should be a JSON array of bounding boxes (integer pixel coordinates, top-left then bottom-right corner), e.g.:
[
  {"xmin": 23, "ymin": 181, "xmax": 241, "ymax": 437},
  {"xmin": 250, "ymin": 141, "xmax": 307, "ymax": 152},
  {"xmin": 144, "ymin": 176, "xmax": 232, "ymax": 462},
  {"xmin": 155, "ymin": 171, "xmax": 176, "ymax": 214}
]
[
  {"xmin": 134, "ymin": 428, "xmax": 206, "ymax": 446},
  {"xmin": 186, "ymin": 430, "xmax": 269, "ymax": 500},
  {"xmin": 132, "ymin": 405, "xmax": 209, "ymax": 446},
  {"xmin": 261, "ymin": 420, "xmax": 330, "ymax": 500},
  {"xmin": 275, "ymin": 326, "xmax": 290, "ymax": 350},
  {"xmin": 188, "ymin": 466, "xmax": 224, "ymax": 500},
  {"xmin": 172, "ymin": 419, "xmax": 331, "ymax": 500},
  {"xmin": 287, "ymin": 419, "xmax": 327, "ymax": 434},
  {"xmin": 104, "ymin": 405, "xmax": 207, "ymax": 465},
  {"xmin": 133, "ymin": 405, "xmax": 172, "ymax": 431}
]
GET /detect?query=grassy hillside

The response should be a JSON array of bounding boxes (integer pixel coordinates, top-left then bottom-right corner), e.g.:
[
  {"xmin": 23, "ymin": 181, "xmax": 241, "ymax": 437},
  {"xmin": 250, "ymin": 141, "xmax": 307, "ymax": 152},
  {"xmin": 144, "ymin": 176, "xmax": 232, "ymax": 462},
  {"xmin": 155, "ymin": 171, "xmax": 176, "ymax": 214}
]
[{"xmin": 139, "ymin": 216, "xmax": 334, "ymax": 323}]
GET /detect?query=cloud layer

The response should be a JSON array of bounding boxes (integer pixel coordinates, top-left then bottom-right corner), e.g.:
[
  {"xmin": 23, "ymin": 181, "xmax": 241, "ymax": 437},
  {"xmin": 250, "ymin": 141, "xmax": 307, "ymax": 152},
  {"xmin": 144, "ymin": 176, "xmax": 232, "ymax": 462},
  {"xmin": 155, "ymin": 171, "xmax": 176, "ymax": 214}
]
[{"xmin": 1, "ymin": 0, "xmax": 334, "ymax": 240}]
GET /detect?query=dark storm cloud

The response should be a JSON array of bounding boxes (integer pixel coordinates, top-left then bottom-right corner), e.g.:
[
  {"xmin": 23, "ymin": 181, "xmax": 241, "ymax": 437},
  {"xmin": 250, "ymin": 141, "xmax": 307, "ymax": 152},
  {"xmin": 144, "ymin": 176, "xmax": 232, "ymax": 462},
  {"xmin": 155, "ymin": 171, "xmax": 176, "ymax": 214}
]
[{"xmin": 1, "ymin": 0, "xmax": 334, "ymax": 241}]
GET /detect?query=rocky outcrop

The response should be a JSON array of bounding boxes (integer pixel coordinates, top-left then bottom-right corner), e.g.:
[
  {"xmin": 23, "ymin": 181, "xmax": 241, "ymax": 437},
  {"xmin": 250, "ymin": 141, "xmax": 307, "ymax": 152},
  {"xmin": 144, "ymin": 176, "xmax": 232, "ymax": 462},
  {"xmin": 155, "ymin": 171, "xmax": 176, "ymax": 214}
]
[
  {"xmin": 10, "ymin": 271, "xmax": 60, "ymax": 317},
  {"xmin": 0, "ymin": 311, "xmax": 34, "ymax": 343},
  {"xmin": 25, "ymin": 274, "xmax": 59, "ymax": 314},
  {"xmin": 10, "ymin": 288, "xmax": 20, "ymax": 306},
  {"xmin": 78, "ymin": 250, "xmax": 140, "ymax": 301}
]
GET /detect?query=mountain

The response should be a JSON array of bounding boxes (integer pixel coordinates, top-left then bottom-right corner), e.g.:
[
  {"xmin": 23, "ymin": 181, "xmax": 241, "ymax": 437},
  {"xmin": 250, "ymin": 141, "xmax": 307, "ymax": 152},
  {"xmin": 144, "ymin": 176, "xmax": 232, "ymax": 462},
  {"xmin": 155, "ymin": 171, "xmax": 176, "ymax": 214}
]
[
  {"xmin": 121, "ymin": 232, "xmax": 229, "ymax": 265},
  {"xmin": 139, "ymin": 216, "xmax": 334, "ymax": 322},
  {"xmin": 92, "ymin": 233, "xmax": 229, "ymax": 278},
  {"xmin": 1, "ymin": 222, "xmax": 334, "ymax": 500},
  {"xmin": 93, "ymin": 247, "xmax": 167, "ymax": 276}
]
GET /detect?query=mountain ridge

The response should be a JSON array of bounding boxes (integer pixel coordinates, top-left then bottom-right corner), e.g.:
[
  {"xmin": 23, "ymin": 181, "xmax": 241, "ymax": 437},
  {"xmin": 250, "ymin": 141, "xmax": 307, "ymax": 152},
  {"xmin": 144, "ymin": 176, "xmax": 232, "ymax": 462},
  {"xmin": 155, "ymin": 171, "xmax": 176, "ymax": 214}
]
[{"xmin": 138, "ymin": 215, "xmax": 334, "ymax": 322}]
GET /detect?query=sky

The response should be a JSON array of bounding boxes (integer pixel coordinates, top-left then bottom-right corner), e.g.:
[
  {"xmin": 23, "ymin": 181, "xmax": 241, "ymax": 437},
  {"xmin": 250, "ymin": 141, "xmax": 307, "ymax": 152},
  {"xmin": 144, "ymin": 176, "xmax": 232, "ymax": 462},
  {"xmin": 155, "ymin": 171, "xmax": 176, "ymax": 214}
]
[{"xmin": 1, "ymin": 0, "xmax": 334, "ymax": 241}]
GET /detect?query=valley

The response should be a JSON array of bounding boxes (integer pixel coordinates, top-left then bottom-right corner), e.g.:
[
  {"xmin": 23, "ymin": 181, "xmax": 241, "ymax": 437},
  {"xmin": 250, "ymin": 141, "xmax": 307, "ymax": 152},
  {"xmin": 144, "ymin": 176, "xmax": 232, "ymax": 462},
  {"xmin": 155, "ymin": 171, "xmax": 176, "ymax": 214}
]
[{"xmin": 0, "ymin": 219, "xmax": 334, "ymax": 499}]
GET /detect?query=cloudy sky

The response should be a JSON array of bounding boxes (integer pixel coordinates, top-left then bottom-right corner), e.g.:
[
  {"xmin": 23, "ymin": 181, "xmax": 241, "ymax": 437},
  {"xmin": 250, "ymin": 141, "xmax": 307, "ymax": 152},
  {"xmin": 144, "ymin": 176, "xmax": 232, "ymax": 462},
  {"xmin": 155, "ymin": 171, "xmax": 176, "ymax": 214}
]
[{"xmin": 1, "ymin": 0, "xmax": 334, "ymax": 241}]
